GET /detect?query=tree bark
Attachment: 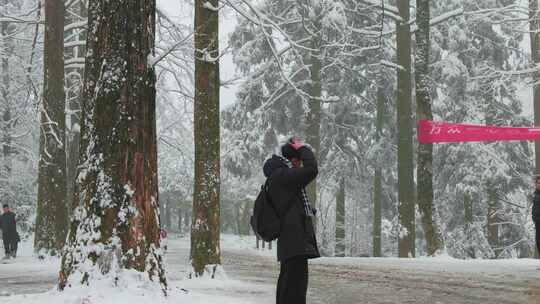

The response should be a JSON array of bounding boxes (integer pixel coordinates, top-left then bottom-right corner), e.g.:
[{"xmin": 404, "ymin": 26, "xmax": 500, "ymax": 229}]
[
  {"xmin": 0, "ymin": 0, "xmax": 12, "ymax": 201},
  {"xmin": 373, "ymin": 87, "xmax": 384, "ymax": 257},
  {"xmin": 65, "ymin": 1, "xmax": 87, "ymax": 216},
  {"xmin": 415, "ymin": 0, "xmax": 441, "ymax": 256},
  {"xmin": 165, "ymin": 200, "xmax": 172, "ymax": 230},
  {"xmin": 335, "ymin": 178, "xmax": 345, "ymax": 257},
  {"xmin": 35, "ymin": 0, "xmax": 68, "ymax": 255},
  {"xmin": 531, "ymin": 0, "xmax": 540, "ymax": 258},
  {"xmin": 463, "ymin": 192, "xmax": 474, "ymax": 258},
  {"xmin": 484, "ymin": 91, "xmax": 499, "ymax": 258},
  {"xmin": 178, "ymin": 207, "xmax": 183, "ymax": 232},
  {"xmin": 486, "ymin": 184, "xmax": 499, "ymax": 258},
  {"xmin": 530, "ymin": 3, "xmax": 540, "ymax": 259},
  {"xmin": 59, "ymin": 0, "xmax": 166, "ymax": 290},
  {"xmin": 242, "ymin": 200, "xmax": 252, "ymax": 236},
  {"xmin": 192, "ymin": 0, "xmax": 221, "ymax": 277},
  {"xmin": 305, "ymin": 15, "xmax": 322, "ymax": 236},
  {"xmin": 397, "ymin": 0, "xmax": 415, "ymax": 258},
  {"xmin": 184, "ymin": 209, "xmax": 191, "ymax": 232},
  {"xmin": 531, "ymin": 0, "xmax": 540, "ymax": 176}
]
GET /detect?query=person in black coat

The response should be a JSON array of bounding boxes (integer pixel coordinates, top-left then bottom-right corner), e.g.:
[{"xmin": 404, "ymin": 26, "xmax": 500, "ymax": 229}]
[
  {"xmin": 533, "ymin": 177, "xmax": 540, "ymax": 255},
  {"xmin": 0, "ymin": 204, "xmax": 18, "ymax": 259},
  {"xmin": 263, "ymin": 138, "xmax": 320, "ymax": 304}
]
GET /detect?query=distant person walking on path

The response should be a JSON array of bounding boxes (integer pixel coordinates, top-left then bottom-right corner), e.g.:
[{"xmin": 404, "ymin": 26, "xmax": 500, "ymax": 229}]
[
  {"xmin": 263, "ymin": 138, "xmax": 320, "ymax": 304},
  {"xmin": 0, "ymin": 204, "xmax": 19, "ymax": 259}
]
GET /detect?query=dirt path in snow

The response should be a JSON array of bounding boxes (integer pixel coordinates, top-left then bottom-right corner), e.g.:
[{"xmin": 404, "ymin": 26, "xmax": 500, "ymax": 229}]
[
  {"xmin": 2, "ymin": 238, "xmax": 540, "ymax": 304},
  {"xmin": 220, "ymin": 247, "xmax": 540, "ymax": 304}
]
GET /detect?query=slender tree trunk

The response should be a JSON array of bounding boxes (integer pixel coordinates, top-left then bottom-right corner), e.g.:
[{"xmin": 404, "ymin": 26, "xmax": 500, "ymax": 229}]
[
  {"xmin": 178, "ymin": 206, "xmax": 183, "ymax": 232},
  {"xmin": 463, "ymin": 192, "xmax": 475, "ymax": 258},
  {"xmin": 159, "ymin": 200, "xmax": 166, "ymax": 229},
  {"xmin": 484, "ymin": 94, "xmax": 500, "ymax": 258},
  {"xmin": 397, "ymin": 0, "xmax": 415, "ymax": 258},
  {"xmin": 244, "ymin": 200, "xmax": 252, "ymax": 235},
  {"xmin": 59, "ymin": 0, "xmax": 166, "ymax": 290},
  {"xmin": 296, "ymin": 0, "xmax": 323, "ymax": 235},
  {"xmin": 35, "ymin": 0, "xmax": 68, "ymax": 255},
  {"xmin": 184, "ymin": 209, "xmax": 191, "ymax": 232},
  {"xmin": 234, "ymin": 202, "xmax": 241, "ymax": 235},
  {"xmin": 530, "ymin": 1, "xmax": 540, "ymax": 256},
  {"xmin": 306, "ymin": 31, "xmax": 322, "ymax": 235},
  {"xmin": 373, "ymin": 87, "xmax": 384, "ymax": 257},
  {"xmin": 165, "ymin": 200, "xmax": 172, "ymax": 229},
  {"xmin": 65, "ymin": 1, "xmax": 87, "ymax": 215},
  {"xmin": 192, "ymin": 0, "xmax": 221, "ymax": 277},
  {"xmin": 532, "ymin": 3, "xmax": 540, "ymax": 258},
  {"xmin": 372, "ymin": 170, "xmax": 383, "ymax": 257},
  {"xmin": 237, "ymin": 200, "xmax": 251, "ymax": 236},
  {"xmin": 415, "ymin": 0, "xmax": 441, "ymax": 256},
  {"xmin": 0, "ymin": 0, "xmax": 12, "ymax": 200},
  {"xmin": 531, "ymin": 0, "xmax": 540, "ymax": 176},
  {"xmin": 335, "ymin": 178, "xmax": 346, "ymax": 257},
  {"xmin": 486, "ymin": 184, "xmax": 499, "ymax": 258}
]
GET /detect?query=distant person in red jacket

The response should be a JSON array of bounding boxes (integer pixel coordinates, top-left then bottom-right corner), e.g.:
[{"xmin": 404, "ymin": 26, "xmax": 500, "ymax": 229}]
[{"xmin": 0, "ymin": 204, "xmax": 18, "ymax": 259}]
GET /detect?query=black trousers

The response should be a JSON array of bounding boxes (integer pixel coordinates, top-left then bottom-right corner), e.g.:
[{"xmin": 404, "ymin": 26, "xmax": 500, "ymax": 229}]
[
  {"xmin": 536, "ymin": 222, "xmax": 540, "ymax": 255},
  {"xmin": 276, "ymin": 256, "xmax": 308, "ymax": 304},
  {"xmin": 3, "ymin": 236, "xmax": 17, "ymax": 257}
]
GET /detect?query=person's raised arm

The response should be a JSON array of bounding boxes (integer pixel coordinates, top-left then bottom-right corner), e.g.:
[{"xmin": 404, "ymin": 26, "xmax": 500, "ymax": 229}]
[{"xmin": 278, "ymin": 140, "xmax": 318, "ymax": 189}]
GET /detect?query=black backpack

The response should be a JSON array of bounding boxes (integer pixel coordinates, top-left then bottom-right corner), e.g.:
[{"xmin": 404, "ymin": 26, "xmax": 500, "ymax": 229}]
[{"xmin": 250, "ymin": 180, "xmax": 281, "ymax": 242}]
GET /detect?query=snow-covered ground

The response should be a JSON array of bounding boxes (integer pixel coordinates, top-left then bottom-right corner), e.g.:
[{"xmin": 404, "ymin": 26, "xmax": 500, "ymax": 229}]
[
  {"xmin": 2, "ymin": 235, "xmax": 540, "ymax": 303},
  {"xmin": 315, "ymin": 254, "xmax": 540, "ymax": 279},
  {"xmin": 0, "ymin": 235, "xmax": 277, "ymax": 304}
]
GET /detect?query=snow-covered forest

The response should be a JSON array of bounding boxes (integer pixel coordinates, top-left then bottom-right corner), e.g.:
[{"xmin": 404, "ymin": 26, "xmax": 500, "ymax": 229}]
[{"xmin": 2, "ymin": 0, "xmax": 540, "ymax": 303}]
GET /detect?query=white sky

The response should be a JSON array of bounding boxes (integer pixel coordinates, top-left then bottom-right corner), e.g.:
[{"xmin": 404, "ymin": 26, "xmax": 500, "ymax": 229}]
[{"xmin": 157, "ymin": 0, "xmax": 239, "ymax": 110}]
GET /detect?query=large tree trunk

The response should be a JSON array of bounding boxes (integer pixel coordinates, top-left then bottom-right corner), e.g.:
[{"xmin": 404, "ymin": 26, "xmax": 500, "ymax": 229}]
[
  {"xmin": 192, "ymin": 0, "xmax": 221, "ymax": 277},
  {"xmin": 415, "ymin": 0, "xmax": 441, "ymax": 256},
  {"xmin": 335, "ymin": 178, "xmax": 345, "ymax": 257},
  {"xmin": 397, "ymin": 0, "xmax": 415, "ymax": 258},
  {"xmin": 35, "ymin": 0, "xmax": 68, "ymax": 254},
  {"xmin": 373, "ymin": 86, "xmax": 384, "ymax": 257},
  {"xmin": 59, "ymin": 0, "xmax": 166, "ymax": 290}
]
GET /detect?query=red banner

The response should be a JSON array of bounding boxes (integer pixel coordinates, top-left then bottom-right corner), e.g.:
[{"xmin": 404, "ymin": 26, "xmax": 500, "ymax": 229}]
[{"xmin": 417, "ymin": 120, "xmax": 540, "ymax": 144}]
